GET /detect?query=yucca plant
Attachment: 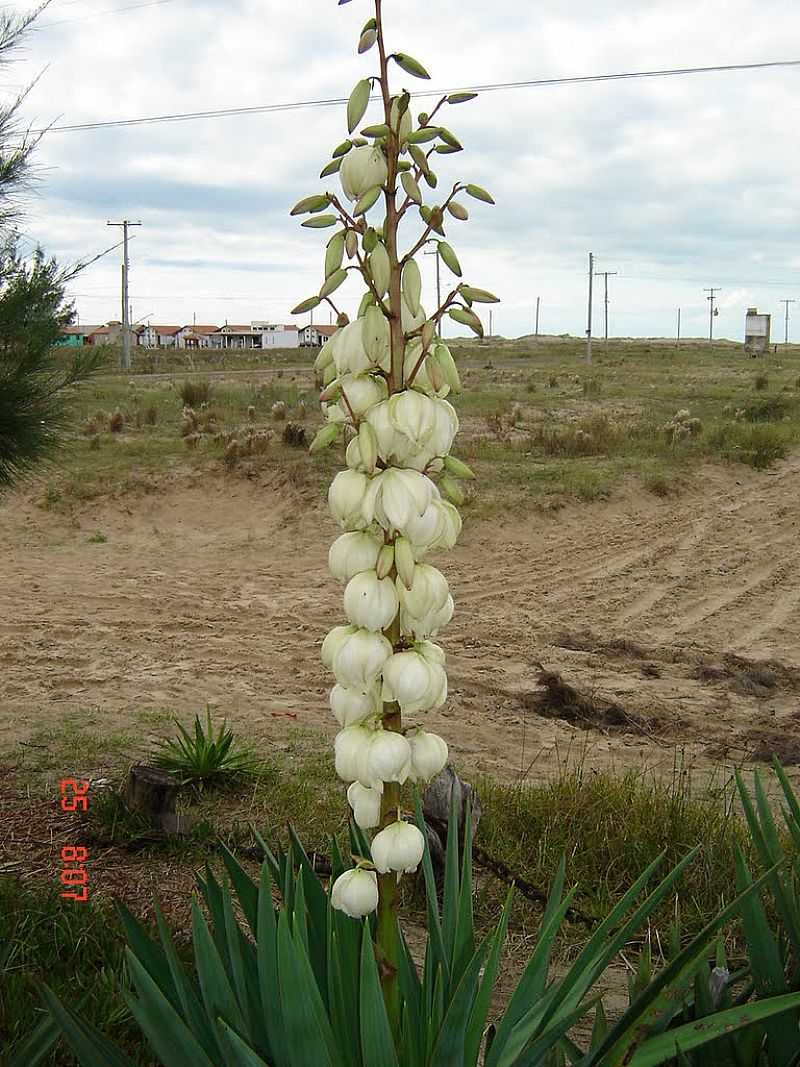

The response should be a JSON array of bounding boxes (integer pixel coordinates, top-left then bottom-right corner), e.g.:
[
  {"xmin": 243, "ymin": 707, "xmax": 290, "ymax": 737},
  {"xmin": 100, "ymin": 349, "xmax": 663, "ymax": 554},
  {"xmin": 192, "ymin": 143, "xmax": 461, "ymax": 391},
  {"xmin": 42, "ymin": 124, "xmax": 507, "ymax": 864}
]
[
  {"xmin": 152, "ymin": 708, "xmax": 262, "ymax": 789},
  {"xmin": 659, "ymin": 762, "xmax": 800, "ymax": 1067},
  {"xmin": 35, "ymin": 792, "xmax": 800, "ymax": 1067}
]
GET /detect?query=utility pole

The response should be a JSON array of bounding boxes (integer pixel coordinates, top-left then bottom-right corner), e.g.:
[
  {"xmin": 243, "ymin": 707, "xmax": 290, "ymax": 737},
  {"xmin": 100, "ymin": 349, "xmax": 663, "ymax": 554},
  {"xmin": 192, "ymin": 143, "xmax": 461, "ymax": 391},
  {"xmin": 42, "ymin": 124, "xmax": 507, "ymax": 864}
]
[
  {"xmin": 535, "ymin": 296, "xmax": 540, "ymax": 338},
  {"xmin": 703, "ymin": 287, "xmax": 720, "ymax": 345},
  {"xmin": 107, "ymin": 219, "xmax": 142, "ymax": 370},
  {"xmin": 780, "ymin": 299, "xmax": 796, "ymax": 344},
  {"xmin": 586, "ymin": 251, "xmax": 594, "ymax": 364},
  {"xmin": 594, "ymin": 267, "xmax": 617, "ymax": 350},
  {"xmin": 424, "ymin": 246, "xmax": 442, "ymax": 335},
  {"xmin": 676, "ymin": 307, "xmax": 681, "ymax": 348},
  {"xmin": 488, "ymin": 309, "xmax": 493, "ymax": 337}
]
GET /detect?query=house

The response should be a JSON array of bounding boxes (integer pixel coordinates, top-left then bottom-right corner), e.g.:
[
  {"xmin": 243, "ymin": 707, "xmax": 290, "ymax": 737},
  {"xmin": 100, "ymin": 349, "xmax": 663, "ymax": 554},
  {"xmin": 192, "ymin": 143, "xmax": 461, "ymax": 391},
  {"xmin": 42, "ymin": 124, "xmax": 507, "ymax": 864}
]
[
  {"xmin": 55, "ymin": 325, "xmax": 100, "ymax": 347},
  {"xmin": 211, "ymin": 322, "xmax": 300, "ymax": 350},
  {"xmin": 250, "ymin": 322, "xmax": 300, "ymax": 349},
  {"xmin": 300, "ymin": 323, "xmax": 337, "ymax": 347},
  {"xmin": 87, "ymin": 322, "xmax": 123, "ymax": 346},
  {"xmin": 176, "ymin": 325, "xmax": 219, "ymax": 349},
  {"xmin": 139, "ymin": 325, "xmax": 181, "ymax": 348}
]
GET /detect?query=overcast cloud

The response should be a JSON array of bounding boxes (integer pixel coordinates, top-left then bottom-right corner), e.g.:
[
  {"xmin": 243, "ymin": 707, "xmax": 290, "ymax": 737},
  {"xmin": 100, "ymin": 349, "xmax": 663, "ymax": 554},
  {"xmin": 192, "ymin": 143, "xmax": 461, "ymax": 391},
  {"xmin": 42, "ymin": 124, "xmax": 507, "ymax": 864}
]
[{"xmin": 12, "ymin": 0, "xmax": 800, "ymax": 340}]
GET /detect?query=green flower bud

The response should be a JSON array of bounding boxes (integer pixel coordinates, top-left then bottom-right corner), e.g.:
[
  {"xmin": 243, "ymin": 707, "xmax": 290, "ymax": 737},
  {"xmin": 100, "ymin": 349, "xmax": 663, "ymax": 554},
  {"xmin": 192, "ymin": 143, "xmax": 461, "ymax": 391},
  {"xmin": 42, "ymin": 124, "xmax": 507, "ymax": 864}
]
[
  {"xmin": 309, "ymin": 422, "xmax": 341, "ymax": 453},
  {"xmin": 443, "ymin": 454, "xmax": 475, "ymax": 480}
]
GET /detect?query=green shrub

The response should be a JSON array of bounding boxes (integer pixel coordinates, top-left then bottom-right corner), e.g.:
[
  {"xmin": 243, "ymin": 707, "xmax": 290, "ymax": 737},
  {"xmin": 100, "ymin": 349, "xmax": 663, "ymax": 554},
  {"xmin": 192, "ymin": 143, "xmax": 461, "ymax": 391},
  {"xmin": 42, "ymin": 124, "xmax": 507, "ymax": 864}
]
[
  {"xmin": 152, "ymin": 707, "xmax": 262, "ymax": 789},
  {"xmin": 707, "ymin": 423, "xmax": 789, "ymax": 469},
  {"xmin": 178, "ymin": 379, "xmax": 212, "ymax": 407}
]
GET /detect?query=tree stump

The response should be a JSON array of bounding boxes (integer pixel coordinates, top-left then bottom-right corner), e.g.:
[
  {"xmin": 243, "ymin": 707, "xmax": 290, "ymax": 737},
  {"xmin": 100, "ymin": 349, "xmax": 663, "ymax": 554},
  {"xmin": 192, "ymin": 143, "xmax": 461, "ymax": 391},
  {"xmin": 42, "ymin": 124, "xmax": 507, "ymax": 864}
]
[
  {"xmin": 122, "ymin": 764, "xmax": 192, "ymax": 835},
  {"xmin": 422, "ymin": 764, "xmax": 482, "ymax": 879}
]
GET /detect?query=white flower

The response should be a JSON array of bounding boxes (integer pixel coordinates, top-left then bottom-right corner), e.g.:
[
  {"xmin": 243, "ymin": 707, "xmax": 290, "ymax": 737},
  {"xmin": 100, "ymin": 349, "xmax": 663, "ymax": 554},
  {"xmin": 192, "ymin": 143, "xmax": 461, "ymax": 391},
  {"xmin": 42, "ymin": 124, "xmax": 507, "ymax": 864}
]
[
  {"xmin": 330, "ymin": 683, "xmax": 380, "ymax": 727},
  {"xmin": 337, "ymin": 373, "xmax": 387, "ymax": 420},
  {"xmin": 361, "ymin": 729, "xmax": 412, "ymax": 790},
  {"xmin": 397, "ymin": 564, "xmax": 449, "ymax": 620},
  {"xmin": 340, "ymin": 145, "xmax": 388, "ymax": 203},
  {"xmin": 334, "ymin": 724, "xmax": 375, "ymax": 782},
  {"xmin": 408, "ymin": 730, "xmax": 448, "ymax": 783},
  {"xmin": 371, "ymin": 820, "xmax": 425, "ymax": 875},
  {"xmin": 429, "ymin": 399, "xmax": 459, "ymax": 456},
  {"xmin": 343, "ymin": 570, "xmax": 398, "ymax": 631},
  {"xmin": 331, "ymin": 867, "xmax": 379, "ymax": 917},
  {"xmin": 361, "ymin": 305, "xmax": 391, "ymax": 372},
  {"xmin": 347, "ymin": 781, "xmax": 382, "ymax": 829},
  {"xmin": 381, "ymin": 649, "xmax": 447, "ymax": 714},
  {"xmin": 333, "ymin": 628, "xmax": 393, "ymax": 688},
  {"xmin": 405, "ymin": 498, "xmax": 462, "ymax": 555},
  {"xmin": 331, "ymin": 319, "xmax": 373, "ymax": 375},
  {"xmin": 400, "ymin": 592, "xmax": 454, "ymax": 640},
  {"xmin": 388, "ymin": 390, "xmax": 437, "ymax": 448},
  {"xmin": 365, "ymin": 401, "xmax": 413, "ymax": 466},
  {"xmin": 321, "ymin": 624, "xmax": 358, "ymax": 670},
  {"xmin": 328, "ymin": 470, "xmax": 369, "ymax": 529},
  {"xmin": 362, "ymin": 468, "xmax": 434, "ymax": 531},
  {"xmin": 403, "ymin": 340, "xmax": 450, "ymax": 399},
  {"xmin": 329, "ymin": 532, "xmax": 382, "ymax": 582}
]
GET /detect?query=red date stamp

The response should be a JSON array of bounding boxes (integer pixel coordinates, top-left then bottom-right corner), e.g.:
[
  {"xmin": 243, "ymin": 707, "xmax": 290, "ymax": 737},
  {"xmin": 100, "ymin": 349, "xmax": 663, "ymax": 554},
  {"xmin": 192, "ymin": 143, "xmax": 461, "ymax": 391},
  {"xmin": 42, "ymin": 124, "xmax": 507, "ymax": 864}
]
[{"xmin": 58, "ymin": 778, "xmax": 89, "ymax": 902}]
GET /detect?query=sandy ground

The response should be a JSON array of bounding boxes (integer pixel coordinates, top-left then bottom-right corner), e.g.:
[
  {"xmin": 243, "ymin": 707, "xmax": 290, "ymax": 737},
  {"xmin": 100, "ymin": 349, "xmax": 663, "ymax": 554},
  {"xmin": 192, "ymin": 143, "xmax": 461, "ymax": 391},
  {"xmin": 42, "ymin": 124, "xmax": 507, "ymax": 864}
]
[{"xmin": 2, "ymin": 453, "xmax": 800, "ymax": 785}]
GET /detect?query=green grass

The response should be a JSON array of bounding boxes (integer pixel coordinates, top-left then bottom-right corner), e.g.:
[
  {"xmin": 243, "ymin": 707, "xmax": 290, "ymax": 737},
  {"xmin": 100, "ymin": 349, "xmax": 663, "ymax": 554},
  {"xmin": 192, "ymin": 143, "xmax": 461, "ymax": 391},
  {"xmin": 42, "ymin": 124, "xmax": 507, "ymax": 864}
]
[
  {"xmin": 476, "ymin": 760, "xmax": 750, "ymax": 943},
  {"xmin": 0, "ymin": 876, "xmax": 143, "ymax": 1064}
]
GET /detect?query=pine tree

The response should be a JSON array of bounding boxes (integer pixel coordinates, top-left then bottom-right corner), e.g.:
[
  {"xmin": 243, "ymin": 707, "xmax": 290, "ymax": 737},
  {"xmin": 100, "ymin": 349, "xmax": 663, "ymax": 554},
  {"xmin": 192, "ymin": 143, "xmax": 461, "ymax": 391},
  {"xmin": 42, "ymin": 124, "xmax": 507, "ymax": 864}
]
[{"xmin": 0, "ymin": 6, "xmax": 104, "ymax": 489}]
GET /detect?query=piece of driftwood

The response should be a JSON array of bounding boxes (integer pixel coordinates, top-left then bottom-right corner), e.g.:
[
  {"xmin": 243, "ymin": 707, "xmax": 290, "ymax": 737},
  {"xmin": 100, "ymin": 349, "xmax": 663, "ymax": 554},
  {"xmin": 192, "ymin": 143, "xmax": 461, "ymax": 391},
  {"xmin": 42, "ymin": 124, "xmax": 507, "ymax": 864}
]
[
  {"xmin": 422, "ymin": 764, "xmax": 482, "ymax": 876},
  {"xmin": 122, "ymin": 764, "xmax": 192, "ymax": 835}
]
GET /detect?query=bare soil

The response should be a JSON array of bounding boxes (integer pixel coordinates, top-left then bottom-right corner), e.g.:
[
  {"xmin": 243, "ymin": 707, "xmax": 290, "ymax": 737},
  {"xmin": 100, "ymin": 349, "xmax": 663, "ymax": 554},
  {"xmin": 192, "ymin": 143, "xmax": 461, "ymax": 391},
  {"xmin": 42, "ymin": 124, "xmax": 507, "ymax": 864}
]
[{"xmin": 2, "ymin": 454, "xmax": 800, "ymax": 785}]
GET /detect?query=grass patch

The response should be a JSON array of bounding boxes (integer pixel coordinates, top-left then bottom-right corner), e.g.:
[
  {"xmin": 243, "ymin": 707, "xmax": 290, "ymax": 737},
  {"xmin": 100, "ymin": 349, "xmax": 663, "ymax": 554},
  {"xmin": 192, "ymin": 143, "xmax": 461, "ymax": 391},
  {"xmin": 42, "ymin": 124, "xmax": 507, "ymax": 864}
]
[
  {"xmin": 706, "ymin": 422, "xmax": 791, "ymax": 469},
  {"xmin": 476, "ymin": 761, "xmax": 749, "ymax": 942},
  {"xmin": 0, "ymin": 876, "xmax": 141, "ymax": 1063}
]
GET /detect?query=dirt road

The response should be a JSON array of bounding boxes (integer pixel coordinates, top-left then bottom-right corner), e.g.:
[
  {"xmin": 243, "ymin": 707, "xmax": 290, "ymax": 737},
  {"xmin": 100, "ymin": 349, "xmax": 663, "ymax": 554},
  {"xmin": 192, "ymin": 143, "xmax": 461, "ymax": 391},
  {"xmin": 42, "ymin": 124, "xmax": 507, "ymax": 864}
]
[{"xmin": 2, "ymin": 456, "xmax": 799, "ymax": 780}]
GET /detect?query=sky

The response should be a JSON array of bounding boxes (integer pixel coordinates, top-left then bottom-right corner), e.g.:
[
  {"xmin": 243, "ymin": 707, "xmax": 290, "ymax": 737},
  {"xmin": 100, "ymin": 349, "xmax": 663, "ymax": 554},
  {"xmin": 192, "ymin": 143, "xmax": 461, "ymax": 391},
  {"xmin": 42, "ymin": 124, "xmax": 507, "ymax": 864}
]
[{"xmin": 8, "ymin": 0, "xmax": 800, "ymax": 341}]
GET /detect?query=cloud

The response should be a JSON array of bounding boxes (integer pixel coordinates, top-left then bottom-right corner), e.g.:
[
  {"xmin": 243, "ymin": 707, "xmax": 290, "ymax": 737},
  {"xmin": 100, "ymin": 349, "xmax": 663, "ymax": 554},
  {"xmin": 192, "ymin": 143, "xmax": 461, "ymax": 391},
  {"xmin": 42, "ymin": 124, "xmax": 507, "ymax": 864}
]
[{"xmin": 13, "ymin": 0, "xmax": 800, "ymax": 340}]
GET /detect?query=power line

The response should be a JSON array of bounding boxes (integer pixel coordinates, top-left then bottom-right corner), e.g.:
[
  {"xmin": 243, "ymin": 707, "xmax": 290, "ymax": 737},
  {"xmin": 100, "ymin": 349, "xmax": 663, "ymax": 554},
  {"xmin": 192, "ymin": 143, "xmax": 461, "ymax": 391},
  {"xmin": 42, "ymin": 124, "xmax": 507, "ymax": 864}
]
[
  {"xmin": 38, "ymin": 0, "xmax": 176, "ymax": 29},
  {"xmin": 32, "ymin": 57, "xmax": 800, "ymax": 134}
]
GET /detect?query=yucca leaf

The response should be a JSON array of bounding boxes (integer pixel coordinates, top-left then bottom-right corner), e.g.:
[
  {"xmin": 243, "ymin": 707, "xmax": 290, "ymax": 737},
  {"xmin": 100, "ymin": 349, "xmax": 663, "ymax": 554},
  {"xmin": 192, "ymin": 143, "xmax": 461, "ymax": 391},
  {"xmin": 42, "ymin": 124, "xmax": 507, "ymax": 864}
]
[
  {"xmin": 442, "ymin": 782, "xmax": 461, "ymax": 979},
  {"xmin": 359, "ymin": 920, "xmax": 399, "ymax": 1066},
  {"xmin": 222, "ymin": 890, "xmax": 254, "ymax": 1039},
  {"xmin": 584, "ymin": 864, "xmax": 784, "ymax": 1067},
  {"xmin": 192, "ymin": 899, "xmax": 247, "ymax": 1037},
  {"xmin": 116, "ymin": 902, "xmax": 181, "ymax": 1012},
  {"xmin": 256, "ymin": 863, "xmax": 290, "ymax": 1067},
  {"xmin": 507, "ymin": 998, "xmax": 602, "ymax": 1067},
  {"xmin": 276, "ymin": 911, "xmax": 339, "ymax": 1067},
  {"xmin": 8, "ymin": 1010, "xmax": 61, "ymax": 1067},
  {"xmin": 326, "ymin": 914, "xmax": 361, "ymax": 1067},
  {"xmin": 40, "ymin": 985, "xmax": 137, "ymax": 1067},
  {"xmin": 431, "ymin": 934, "xmax": 491, "ymax": 1066},
  {"xmin": 464, "ymin": 887, "xmax": 513, "ymax": 1067},
  {"xmin": 153, "ymin": 903, "xmax": 222, "ymax": 1060},
  {"xmin": 397, "ymin": 928, "xmax": 424, "ymax": 1067},
  {"xmin": 217, "ymin": 1019, "xmax": 271, "ymax": 1066},
  {"xmin": 219, "ymin": 845, "xmax": 260, "ymax": 937},
  {"xmin": 414, "ymin": 793, "xmax": 449, "ymax": 989},
  {"xmin": 628, "ymin": 992, "xmax": 800, "ymax": 1067},
  {"xmin": 253, "ymin": 830, "xmax": 282, "ymax": 886},
  {"xmin": 125, "ymin": 951, "xmax": 218, "ymax": 1067},
  {"xmin": 453, "ymin": 800, "xmax": 475, "ymax": 985}
]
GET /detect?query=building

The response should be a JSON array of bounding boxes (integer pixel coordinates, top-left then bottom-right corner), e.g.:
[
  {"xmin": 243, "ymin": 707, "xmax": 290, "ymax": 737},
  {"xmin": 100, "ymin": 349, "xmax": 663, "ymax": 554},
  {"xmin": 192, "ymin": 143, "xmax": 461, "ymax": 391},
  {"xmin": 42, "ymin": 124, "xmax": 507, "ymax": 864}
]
[
  {"xmin": 54, "ymin": 325, "xmax": 100, "ymax": 347},
  {"xmin": 139, "ymin": 325, "xmax": 181, "ymax": 348},
  {"xmin": 209, "ymin": 322, "xmax": 300, "ymax": 350},
  {"xmin": 745, "ymin": 308, "xmax": 771, "ymax": 356},
  {"xmin": 176, "ymin": 325, "xmax": 220, "ymax": 349},
  {"xmin": 87, "ymin": 322, "xmax": 123, "ymax": 346},
  {"xmin": 300, "ymin": 323, "xmax": 337, "ymax": 347}
]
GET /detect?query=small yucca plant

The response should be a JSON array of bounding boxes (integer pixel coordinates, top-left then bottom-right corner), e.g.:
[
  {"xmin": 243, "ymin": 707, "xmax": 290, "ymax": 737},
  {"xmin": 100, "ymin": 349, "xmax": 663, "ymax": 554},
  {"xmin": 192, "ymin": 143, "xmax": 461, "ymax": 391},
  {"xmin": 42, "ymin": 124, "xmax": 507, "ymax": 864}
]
[{"xmin": 152, "ymin": 707, "xmax": 261, "ymax": 789}]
